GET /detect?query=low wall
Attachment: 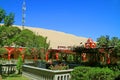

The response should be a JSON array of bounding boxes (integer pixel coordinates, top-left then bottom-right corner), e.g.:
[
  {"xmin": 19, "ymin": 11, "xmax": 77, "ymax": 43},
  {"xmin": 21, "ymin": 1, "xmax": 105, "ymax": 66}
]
[{"xmin": 23, "ymin": 65, "xmax": 73, "ymax": 80}]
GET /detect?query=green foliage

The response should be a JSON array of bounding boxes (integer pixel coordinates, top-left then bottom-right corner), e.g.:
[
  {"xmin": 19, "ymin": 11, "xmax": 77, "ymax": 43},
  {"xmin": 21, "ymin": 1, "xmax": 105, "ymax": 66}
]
[
  {"xmin": 17, "ymin": 56, "xmax": 23, "ymax": 69},
  {"xmin": 2, "ymin": 74, "xmax": 29, "ymax": 80},
  {"xmin": 97, "ymin": 35, "xmax": 120, "ymax": 64},
  {"xmin": 0, "ymin": 26, "xmax": 50, "ymax": 59},
  {"xmin": 110, "ymin": 37, "xmax": 119, "ymax": 47},
  {"xmin": 0, "ymin": 26, "xmax": 6, "ymax": 47},
  {"xmin": 108, "ymin": 64, "xmax": 120, "ymax": 74},
  {"xmin": 0, "ymin": 26, "xmax": 21, "ymax": 46},
  {"xmin": 89, "ymin": 67, "xmax": 114, "ymax": 80},
  {"xmin": 71, "ymin": 66, "xmax": 91, "ymax": 80},
  {"xmin": 39, "ymin": 37, "xmax": 50, "ymax": 60},
  {"xmin": 67, "ymin": 54, "xmax": 74, "ymax": 62},
  {"xmin": 16, "ymin": 56, "xmax": 23, "ymax": 74},
  {"xmin": 97, "ymin": 35, "xmax": 120, "ymax": 51},
  {"xmin": 73, "ymin": 46, "xmax": 84, "ymax": 53},
  {"xmin": 97, "ymin": 35, "xmax": 110, "ymax": 47},
  {"xmin": 0, "ymin": 8, "xmax": 6, "ymax": 22},
  {"xmin": 113, "ymin": 41, "xmax": 120, "ymax": 56},
  {"xmin": 4, "ymin": 13, "xmax": 14, "ymax": 26},
  {"xmin": 14, "ymin": 29, "xmax": 50, "ymax": 59},
  {"xmin": 49, "ymin": 64, "xmax": 69, "ymax": 70},
  {"xmin": 21, "ymin": 47, "xmax": 31, "ymax": 55},
  {"xmin": 71, "ymin": 66, "xmax": 116, "ymax": 80},
  {"xmin": 14, "ymin": 29, "xmax": 35, "ymax": 47},
  {"xmin": 0, "ymin": 8, "xmax": 50, "ymax": 60},
  {"xmin": 0, "ymin": 47, "xmax": 7, "ymax": 55}
]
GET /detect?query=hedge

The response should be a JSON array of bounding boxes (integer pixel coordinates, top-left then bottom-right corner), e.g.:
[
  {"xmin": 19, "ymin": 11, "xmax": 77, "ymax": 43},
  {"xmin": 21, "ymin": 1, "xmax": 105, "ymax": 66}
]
[{"xmin": 71, "ymin": 66, "xmax": 117, "ymax": 80}]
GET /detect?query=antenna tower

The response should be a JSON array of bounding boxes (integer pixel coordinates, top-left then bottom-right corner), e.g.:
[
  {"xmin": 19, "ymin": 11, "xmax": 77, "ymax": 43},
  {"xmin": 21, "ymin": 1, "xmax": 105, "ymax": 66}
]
[{"xmin": 22, "ymin": 0, "xmax": 26, "ymax": 29}]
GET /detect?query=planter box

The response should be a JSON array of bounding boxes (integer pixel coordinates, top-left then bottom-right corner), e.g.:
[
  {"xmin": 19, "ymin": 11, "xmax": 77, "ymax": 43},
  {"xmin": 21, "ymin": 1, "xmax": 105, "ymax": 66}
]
[{"xmin": 23, "ymin": 65, "xmax": 73, "ymax": 80}]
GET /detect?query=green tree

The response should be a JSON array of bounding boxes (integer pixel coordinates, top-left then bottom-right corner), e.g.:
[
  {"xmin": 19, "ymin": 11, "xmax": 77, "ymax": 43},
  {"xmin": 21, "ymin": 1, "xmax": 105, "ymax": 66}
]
[
  {"xmin": 115, "ymin": 41, "xmax": 120, "ymax": 56},
  {"xmin": 110, "ymin": 37, "xmax": 120, "ymax": 56},
  {"xmin": 4, "ymin": 13, "xmax": 14, "ymax": 26},
  {"xmin": 0, "ymin": 47, "xmax": 7, "ymax": 56},
  {"xmin": 14, "ymin": 29, "xmax": 50, "ymax": 60},
  {"xmin": 110, "ymin": 37, "xmax": 119, "ymax": 47},
  {"xmin": 97, "ymin": 35, "xmax": 120, "ymax": 64},
  {"xmin": 42, "ymin": 37, "xmax": 50, "ymax": 59},
  {"xmin": 14, "ymin": 29, "xmax": 35, "ymax": 47},
  {"xmin": 97, "ymin": 35, "xmax": 110, "ymax": 47},
  {"xmin": 73, "ymin": 45, "xmax": 84, "ymax": 63},
  {"xmin": 0, "ymin": 26, "xmax": 21, "ymax": 46},
  {"xmin": 0, "ymin": 8, "xmax": 6, "ymax": 23},
  {"xmin": 0, "ymin": 26, "xmax": 6, "ymax": 47},
  {"xmin": 97, "ymin": 35, "xmax": 111, "ymax": 64},
  {"xmin": 0, "ymin": 8, "xmax": 50, "ymax": 61},
  {"xmin": 110, "ymin": 37, "xmax": 120, "ymax": 63},
  {"xmin": 31, "ymin": 36, "xmax": 50, "ymax": 60}
]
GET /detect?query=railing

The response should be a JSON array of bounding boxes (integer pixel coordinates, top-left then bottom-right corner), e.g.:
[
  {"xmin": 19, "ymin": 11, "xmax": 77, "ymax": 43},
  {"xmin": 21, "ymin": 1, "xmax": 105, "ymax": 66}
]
[
  {"xmin": 0, "ymin": 59, "xmax": 34, "ymax": 64},
  {"xmin": 0, "ymin": 64, "xmax": 17, "ymax": 75},
  {"xmin": 23, "ymin": 65, "xmax": 73, "ymax": 80}
]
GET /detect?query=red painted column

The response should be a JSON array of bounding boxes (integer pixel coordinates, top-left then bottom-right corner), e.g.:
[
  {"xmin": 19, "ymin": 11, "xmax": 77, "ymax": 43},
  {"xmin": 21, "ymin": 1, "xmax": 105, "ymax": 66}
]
[
  {"xmin": 22, "ymin": 54, "xmax": 24, "ymax": 61},
  {"xmin": 34, "ymin": 55, "xmax": 37, "ymax": 61},
  {"xmin": 46, "ymin": 52, "xmax": 49, "ymax": 61},
  {"xmin": 8, "ymin": 52, "xmax": 11, "ymax": 60},
  {"xmin": 107, "ymin": 54, "xmax": 110, "ymax": 64},
  {"xmin": 82, "ymin": 53, "xmax": 86, "ymax": 61},
  {"xmin": 19, "ymin": 48, "xmax": 24, "ymax": 60},
  {"xmin": 5, "ymin": 47, "xmax": 14, "ymax": 60},
  {"xmin": 56, "ymin": 53, "xmax": 59, "ymax": 60}
]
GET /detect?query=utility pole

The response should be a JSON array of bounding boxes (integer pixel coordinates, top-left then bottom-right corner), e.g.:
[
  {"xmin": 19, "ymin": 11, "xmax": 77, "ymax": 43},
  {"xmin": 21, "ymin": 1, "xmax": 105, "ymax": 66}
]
[{"xmin": 22, "ymin": 0, "xmax": 26, "ymax": 29}]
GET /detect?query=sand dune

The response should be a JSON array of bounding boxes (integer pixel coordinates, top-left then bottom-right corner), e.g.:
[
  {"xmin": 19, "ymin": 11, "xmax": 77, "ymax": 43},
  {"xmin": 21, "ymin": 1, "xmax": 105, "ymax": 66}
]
[{"xmin": 17, "ymin": 25, "xmax": 88, "ymax": 49}]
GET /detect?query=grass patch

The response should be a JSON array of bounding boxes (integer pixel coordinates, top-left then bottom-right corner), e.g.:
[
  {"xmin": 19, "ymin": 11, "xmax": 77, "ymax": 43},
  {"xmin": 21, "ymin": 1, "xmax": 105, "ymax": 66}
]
[{"xmin": 2, "ymin": 74, "xmax": 29, "ymax": 80}]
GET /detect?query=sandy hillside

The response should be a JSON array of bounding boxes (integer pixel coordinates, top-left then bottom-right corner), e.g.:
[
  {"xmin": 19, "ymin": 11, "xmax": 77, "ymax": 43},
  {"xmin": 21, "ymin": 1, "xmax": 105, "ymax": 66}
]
[{"xmin": 16, "ymin": 25, "xmax": 88, "ymax": 49}]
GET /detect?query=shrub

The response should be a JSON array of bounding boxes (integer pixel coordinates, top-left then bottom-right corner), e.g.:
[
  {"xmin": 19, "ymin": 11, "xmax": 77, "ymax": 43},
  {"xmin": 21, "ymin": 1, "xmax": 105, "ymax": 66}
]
[
  {"xmin": 16, "ymin": 56, "xmax": 23, "ymax": 74},
  {"xmin": 0, "ymin": 48, "xmax": 7, "ymax": 55},
  {"xmin": 71, "ymin": 66, "xmax": 91, "ymax": 80},
  {"xmin": 89, "ymin": 67, "xmax": 114, "ymax": 80},
  {"xmin": 67, "ymin": 54, "xmax": 74, "ymax": 62},
  {"xmin": 71, "ymin": 66, "xmax": 115, "ymax": 80},
  {"xmin": 49, "ymin": 64, "xmax": 69, "ymax": 70},
  {"xmin": 107, "ymin": 63, "xmax": 120, "ymax": 78}
]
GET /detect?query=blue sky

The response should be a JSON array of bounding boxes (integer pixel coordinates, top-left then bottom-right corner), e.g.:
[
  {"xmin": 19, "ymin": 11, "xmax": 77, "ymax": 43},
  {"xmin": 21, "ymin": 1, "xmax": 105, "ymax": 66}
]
[{"xmin": 0, "ymin": 0, "xmax": 120, "ymax": 41}]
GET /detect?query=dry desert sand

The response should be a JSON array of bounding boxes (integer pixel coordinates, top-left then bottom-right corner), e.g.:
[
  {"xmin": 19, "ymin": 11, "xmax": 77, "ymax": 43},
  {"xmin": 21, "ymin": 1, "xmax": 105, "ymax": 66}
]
[{"xmin": 17, "ymin": 25, "xmax": 88, "ymax": 49}]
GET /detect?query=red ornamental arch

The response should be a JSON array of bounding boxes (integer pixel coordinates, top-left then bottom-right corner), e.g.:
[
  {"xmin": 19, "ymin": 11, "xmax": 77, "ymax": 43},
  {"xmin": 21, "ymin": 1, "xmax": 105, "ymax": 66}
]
[
  {"xmin": 5, "ymin": 47, "xmax": 14, "ymax": 60},
  {"xmin": 4, "ymin": 47, "xmax": 25, "ymax": 60}
]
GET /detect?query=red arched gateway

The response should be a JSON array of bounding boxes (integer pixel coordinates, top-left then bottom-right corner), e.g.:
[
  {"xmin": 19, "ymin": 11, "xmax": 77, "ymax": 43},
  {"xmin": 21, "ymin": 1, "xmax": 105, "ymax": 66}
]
[{"xmin": 4, "ymin": 47, "xmax": 25, "ymax": 60}]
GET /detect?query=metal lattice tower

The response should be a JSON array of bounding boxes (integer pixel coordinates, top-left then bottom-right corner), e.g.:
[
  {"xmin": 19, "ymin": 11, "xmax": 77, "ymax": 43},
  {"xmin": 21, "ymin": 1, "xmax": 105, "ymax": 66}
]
[{"xmin": 22, "ymin": 0, "xmax": 26, "ymax": 29}]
